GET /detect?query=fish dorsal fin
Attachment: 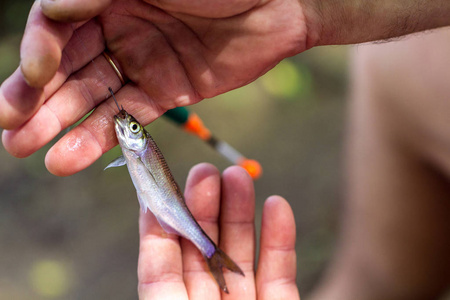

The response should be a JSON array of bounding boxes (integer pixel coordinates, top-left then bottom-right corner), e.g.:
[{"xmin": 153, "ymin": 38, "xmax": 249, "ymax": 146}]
[
  {"xmin": 104, "ymin": 155, "xmax": 127, "ymax": 170},
  {"xmin": 136, "ymin": 193, "xmax": 151, "ymax": 213}
]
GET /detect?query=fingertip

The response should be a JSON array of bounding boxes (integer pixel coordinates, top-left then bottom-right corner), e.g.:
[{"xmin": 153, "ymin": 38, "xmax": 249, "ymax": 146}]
[
  {"xmin": 185, "ymin": 163, "xmax": 221, "ymax": 198},
  {"xmin": 222, "ymin": 165, "xmax": 253, "ymax": 183},
  {"xmin": 0, "ymin": 113, "xmax": 21, "ymax": 131},
  {"xmin": 41, "ymin": 0, "xmax": 112, "ymax": 22},
  {"xmin": 44, "ymin": 127, "xmax": 103, "ymax": 176},
  {"xmin": 184, "ymin": 162, "xmax": 221, "ymax": 223},
  {"xmin": 265, "ymin": 195, "xmax": 289, "ymax": 210},
  {"xmin": 0, "ymin": 69, "xmax": 46, "ymax": 130},
  {"xmin": 20, "ymin": 50, "xmax": 60, "ymax": 88},
  {"xmin": 0, "ymin": 108, "xmax": 23, "ymax": 131},
  {"xmin": 262, "ymin": 195, "xmax": 296, "ymax": 248},
  {"xmin": 1, "ymin": 130, "xmax": 30, "ymax": 158},
  {"xmin": 1, "ymin": 131, "xmax": 15, "ymax": 157},
  {"xmin": 44, "ymin": 146, "xmax": 73, "ymax": 177},
  {"xmin": 186, "ymin": 162, "xmax": 220, "ymax": 183},
  {"xmin": 264, "ymin": 195, "xmax": 292, "ymax": 214},
  {"xmin": 20, "ymin": 33, "xmax": 61, "ymax": 88},
  {"xmin": 221, "ymin": 165, "xmax": 255, "ymax": 207}
]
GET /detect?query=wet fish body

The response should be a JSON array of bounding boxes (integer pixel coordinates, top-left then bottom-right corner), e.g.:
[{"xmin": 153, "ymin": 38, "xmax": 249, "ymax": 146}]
[{"xmin": 106, "ymin": 109, "xmax": 244, "ymax": 293}]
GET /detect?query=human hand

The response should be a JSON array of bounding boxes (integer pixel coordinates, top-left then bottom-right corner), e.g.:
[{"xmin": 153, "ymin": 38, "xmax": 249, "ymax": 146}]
[
  {"xmin": 0, "ymin": 0, "xmax": 309, "ymax": 176},
  {"xmin": 138, "ymin": 163, "xmax": 300, "ymax": 299}
]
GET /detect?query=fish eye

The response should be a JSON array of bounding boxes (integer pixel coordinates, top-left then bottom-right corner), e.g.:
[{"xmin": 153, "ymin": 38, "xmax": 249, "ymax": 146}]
[{"xmin": 129, "ymin": 121, "xmax": 140, "ymax": 133}]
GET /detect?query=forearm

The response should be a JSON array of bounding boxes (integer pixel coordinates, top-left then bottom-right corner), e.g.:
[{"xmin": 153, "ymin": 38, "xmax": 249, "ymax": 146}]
[{"xmin": 301, "ymin": 0, "xmax": 450, "ymax": 46}]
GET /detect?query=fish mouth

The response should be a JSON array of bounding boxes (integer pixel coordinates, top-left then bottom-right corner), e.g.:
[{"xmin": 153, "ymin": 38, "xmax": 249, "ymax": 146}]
[
  {"xmin": 113, "ymin": 110, "xmax": 128, "ymax": 126},
  {"xmin": 113, "ymin": 111, "xmax": 127, "ymax": 137},
  {"xmin": 114, "ymin": 109, "xmax": 127, "ymax": 120}
]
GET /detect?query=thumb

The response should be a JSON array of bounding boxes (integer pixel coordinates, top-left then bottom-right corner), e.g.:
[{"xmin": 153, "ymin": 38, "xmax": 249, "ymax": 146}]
[{"xmin": 41, "ymin": 0, "xmax": 112, "ymax": 22}]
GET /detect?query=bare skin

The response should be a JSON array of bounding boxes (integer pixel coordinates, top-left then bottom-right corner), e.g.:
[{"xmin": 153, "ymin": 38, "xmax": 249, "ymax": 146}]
[
  {"xmin": 139, "ymin": 163, "xmax": 299, "ymax": 299},
  {"xmin": 2, "ymin": 0, "xmax": 450, "ymax": 299},
  {"xmin": 309, "ymin": 29, "xmax": 450, "ymax": 299},
  {"xmin": 0, "ymin": 0, "xmax": 308, "ymax": 176},
  {"xmin": 2, "ymin": 0, "xmax": 450, "ymax": 176}
]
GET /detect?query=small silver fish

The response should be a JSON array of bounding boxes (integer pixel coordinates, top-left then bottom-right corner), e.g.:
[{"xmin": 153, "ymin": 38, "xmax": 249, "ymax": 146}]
[{"xmin": 105, "ymin": 99, "xmax": 244, "ymax": 293}]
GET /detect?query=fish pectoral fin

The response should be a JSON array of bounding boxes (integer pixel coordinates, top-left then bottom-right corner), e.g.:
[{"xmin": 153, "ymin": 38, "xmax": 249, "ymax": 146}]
[
  {"xmin": 137, "ymin": 194, "xmax": 151, "ymax": 213},
  {"xmin": 104, "ymin": 155, "xmax": 127, "ymax": 170},
  {"xmin": 137, "ymin": 156, "xmax": 159, "ymax": 187},
  {"xmin": 148, "ymin": 169, "xmax": 158, "ymax": 187},
  {"xmin": 156, "ymin": 218, "xmax": 180, "ymax": 235}
]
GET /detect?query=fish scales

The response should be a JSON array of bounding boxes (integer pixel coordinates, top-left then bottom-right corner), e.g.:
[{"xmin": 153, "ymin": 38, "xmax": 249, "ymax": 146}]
[{"xmin": 106, "ymin": 107, "xmax": 244, "ymax": 293}]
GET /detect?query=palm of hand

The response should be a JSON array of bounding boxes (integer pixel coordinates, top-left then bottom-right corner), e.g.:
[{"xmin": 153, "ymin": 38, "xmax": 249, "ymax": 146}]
[{"xmin": 101, "ymin": 0, "xmax": 306, "ymax": 103}]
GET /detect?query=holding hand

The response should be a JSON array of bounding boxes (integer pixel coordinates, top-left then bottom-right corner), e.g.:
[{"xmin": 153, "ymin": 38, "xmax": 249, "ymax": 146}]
[
  {"xmin": 0, "ymin": 0, "xmax": 307, "ymax": 176},
  {"xmin": 138, "ymin": 163, "xmax": 299, "ymax": 299}
]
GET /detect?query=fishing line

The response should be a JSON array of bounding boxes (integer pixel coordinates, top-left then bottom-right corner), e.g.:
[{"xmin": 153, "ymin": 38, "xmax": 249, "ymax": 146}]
[
  {"xmin": 108, "ymin": 87, "xmax": 122, "ymax": 111},
  {"xmin": 69, "ymin": 23, "xmax": 263, "ymax": 179},
  {"xmin": 64, "ymin": 23, "xmax": 116, "ymax": 132},
  {"xmin": 70, "ymin": 23, "xmax": 112, "ymax": 101}
]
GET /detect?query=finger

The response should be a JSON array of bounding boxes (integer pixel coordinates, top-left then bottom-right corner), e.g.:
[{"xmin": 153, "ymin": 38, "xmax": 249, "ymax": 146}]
[
  {"xmin": 143, "ymin": 0, "xmax": 259, "ymax": 18},
  {"xmin": 44, "ymin": 85, "xmax": 164, "ymax": 176},
  {"xmin": 0, "ymin": 17, "xmax": 103, "ymax": 130},
  {"xmin": 135, "ymin": 1, "xmax": 302, "ymax": 99},
  {"xmin": 41, "ymin": 0, "xmax": 111, "ymax": 23},
  {"xmin": 21, "ymin": 1, "xmax": 74, "ymax": 88},
  {"xmin": 0, "ymin": 0, "xmax": 69, "ymax": 129},
  {"xmin": 2, "ymin": 50, "xmax": 123, "ymax": 158},
  {"xmin": 129, "ymin": 5, "xmax": 214, "ymax": 98},
  {"xmin": 138, "ymin": 208, "xmax": 188, "ymax": 299},
  {"xmin": 0, "ymin": 69, "xmax": 45, "ymax": 130},
  {"xmin": 219, "ymin": 166, "xmax": 256, "ymax": 297},
  {"xmin": 256, "ymin": 196, "xmax": 300, "ymax": 300},
  {"xmin": 101, "ymin": 3, "xmax": 201, "ymax": 107},
  {"xmin": 181, "ymin": 163, "xmax": 222, "ymax": 299},
  {"xmin": 44, "ymin": 18, "xmax": 105, "ymax": 96}
]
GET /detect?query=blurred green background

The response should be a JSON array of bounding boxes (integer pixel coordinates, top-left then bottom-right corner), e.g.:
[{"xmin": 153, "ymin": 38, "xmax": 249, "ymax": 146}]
[{"xmin": 0, "ymin": 1, "xmax": 348, "ymax": 299}]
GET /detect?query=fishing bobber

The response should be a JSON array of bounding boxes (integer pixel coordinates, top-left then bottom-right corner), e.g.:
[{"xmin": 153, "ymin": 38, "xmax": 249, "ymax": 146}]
[{"xmin": 164, "ymin": 107, "xmax": 263, "ymax": 180}]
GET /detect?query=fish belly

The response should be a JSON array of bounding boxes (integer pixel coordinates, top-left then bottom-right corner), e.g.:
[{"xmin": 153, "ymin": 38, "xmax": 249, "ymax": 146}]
[{"xmin": 140, "ymin": 191, "xmax": 216, "ymax": 258}]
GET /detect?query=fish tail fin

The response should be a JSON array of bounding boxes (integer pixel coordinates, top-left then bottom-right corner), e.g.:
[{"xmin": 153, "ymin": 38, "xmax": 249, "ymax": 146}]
[{"xmin": 205, "ymin": 247, "xmax": 244, "ymax": 294}]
